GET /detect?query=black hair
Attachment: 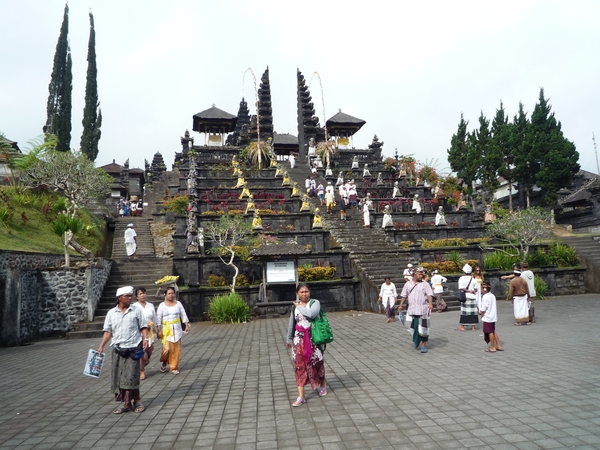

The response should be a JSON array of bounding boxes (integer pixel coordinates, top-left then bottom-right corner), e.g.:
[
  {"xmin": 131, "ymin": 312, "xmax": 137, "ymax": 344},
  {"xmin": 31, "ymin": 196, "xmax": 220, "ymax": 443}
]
[
  {"xmin": 135, "ymin": 287, "xmax": 146, "ymax": 296},
  {"xmin": 164, "ymin": 286, "xmax": 176, "ymax": 295},
  {"xmin": 296, "ymin": 283, "xmax": 310, "ymax": 293}
]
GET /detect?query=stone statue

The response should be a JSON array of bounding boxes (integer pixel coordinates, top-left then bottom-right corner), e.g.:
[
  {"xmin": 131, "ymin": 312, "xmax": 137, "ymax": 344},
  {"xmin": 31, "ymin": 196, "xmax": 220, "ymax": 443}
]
[
  {"xmin": 412, "ymin": 194, "xmax": 422, "ymax": 214},
  {"xmin": 336, "ymin": 171, "xmax": 344, "ymax": 186},
  {"xmin": 392, "ymin": 181, "xmax": 400, "ymax": 199},
  {"xmin": 351, "ymin": 156, "xmax": 359, "ymax": 169},
  {"xmin": 233, "ymin": 176, "xmax": 245, "ymax": 189},
  {"xmin": 252, "ymin": 211, "xmax": 263, "ymax": 230},
  {"xmin": 398, "ymin": 163, "xmax": 407, "ymax": 178},
  {"xmin": 376, "ymin": 172, "xmax": 384, "ymax": 186},
  {"xmin": 269, "ymin": 154, "xmax": 277, "ymax": 168},
  {"xmin": 281, "ymin": 171, "xmax": 291, "ymax": 186},
  {"xmin": 291, "ymin": 182, "xmax": 301, "ymax": 197},
  {"xmin": 325, "ymin": 163, "xmax": 333, "ymax": 177},
  {"xmin": 232, "ymin": 165, "xmax": 243, "ymax": 177},
  {"xmin": 484, "ymin": 204, "xmax": 495, "ymax": 223},
  {"xmin": 457, "ymin": 192, "xmax": 467, "ymax": 211},
  {"xmin": 435, "ymin": 206, "xmax": 447, "ymax": 226},
  {"xmin": 315, "ymin": 155, "xmax": 323, "ymax": 168},
  {"xmin": 312, "ymin": 207, "xmax": 323, "ymax": 229},
  {"xmin": 382, "ymin": 205, "xmax": 394, "ymax": 228},
  {"xmin": 363, "ymin": 164, "xmax": 372, "ymax": 178},
  {"xmin": 300, "ymin": 194, "xmax": 311, "ymax": 212},
  {"xmin": 185, "ymin": 223, "xmax": 199, "ymax": 254},
  {"xmin": 308, "ymin": 137, "xmax": 316, "ymax": 156},
  {"xmin": 245, "ymin": 194, "xmax": 255, "ymax": 214},
  {"xmin": 274, "ymin": 163, "xmax": 282, "ymax": 178},
  {"xmin": 239, "ymin": 183, "xmax": 251, "ymax": 199}
]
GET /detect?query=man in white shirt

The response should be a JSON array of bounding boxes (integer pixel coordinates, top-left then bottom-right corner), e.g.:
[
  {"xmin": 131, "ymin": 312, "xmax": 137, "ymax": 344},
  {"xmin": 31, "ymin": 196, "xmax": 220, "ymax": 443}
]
[
  {"xmin": 97, "ymin": 286, "xmax": 149, "ymax": 414},
  {"xmin": 520, "ymin": 262, "xmax": 536, "ymax": 323}
]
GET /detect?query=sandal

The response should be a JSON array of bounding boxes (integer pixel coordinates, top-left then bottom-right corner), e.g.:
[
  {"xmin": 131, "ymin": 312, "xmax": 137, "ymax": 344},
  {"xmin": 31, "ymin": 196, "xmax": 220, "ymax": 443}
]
[
  {"xmin": 134, "ymin": 403, "xmax": 145, "ymax": 413},
  {"xmin": 114, "ymin": 406, "xmax": 132, "ymax": 414},
  {"xmin": 319, "ymin": 387, "xmax": 327, "ymax": 397},
  {"xmin": 292, "ymin": 397, "xmax": 306, "ymax": 407},
  {"xmin": 171, "ymin": 370, "xmax": 180, "ymax": 375}
]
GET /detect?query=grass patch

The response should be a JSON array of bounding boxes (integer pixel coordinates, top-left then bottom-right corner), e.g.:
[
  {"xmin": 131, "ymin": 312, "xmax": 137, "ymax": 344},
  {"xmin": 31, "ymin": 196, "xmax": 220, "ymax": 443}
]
[{"xmin": 0, "ymin": 187, "xmax": 104, "ymax": 255}]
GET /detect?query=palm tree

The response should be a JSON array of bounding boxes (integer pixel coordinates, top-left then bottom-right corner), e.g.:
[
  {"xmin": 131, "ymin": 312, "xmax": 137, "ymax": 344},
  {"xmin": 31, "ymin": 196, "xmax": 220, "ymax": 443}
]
[{"xmin": 316, "ymin": 140, "xmax": 336, "ymax": 166}]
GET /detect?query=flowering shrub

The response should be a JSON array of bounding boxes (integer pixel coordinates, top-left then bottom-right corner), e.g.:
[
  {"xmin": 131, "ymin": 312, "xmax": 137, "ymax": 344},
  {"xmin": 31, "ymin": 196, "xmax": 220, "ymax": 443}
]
[
  {"xmin": 298, "ymin": 266, "xmax": 337, "ymax": 282},
  {"xmin": 162, "ymin": 195, "xmax": 188, "ymax": 215},
  {"xmin": 208, "ymin": 274, "xmax": 227, "ymax": 287}
]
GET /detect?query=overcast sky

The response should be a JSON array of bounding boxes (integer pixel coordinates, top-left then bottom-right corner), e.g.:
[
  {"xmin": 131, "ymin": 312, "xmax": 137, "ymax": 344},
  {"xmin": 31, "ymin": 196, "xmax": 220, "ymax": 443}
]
[{"xmin": 2, "ymin": 0, "xmax": 599, "ymax": 176}]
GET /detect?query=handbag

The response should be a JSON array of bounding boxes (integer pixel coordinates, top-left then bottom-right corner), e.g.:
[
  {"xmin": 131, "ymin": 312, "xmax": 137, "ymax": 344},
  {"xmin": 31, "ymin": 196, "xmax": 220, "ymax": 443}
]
[
  {"xmin": 457, "ymin": 279, "xmax": 472, "ymax": 303},
  {"xmin": 309, "ymin": 299, "xmax": 334, "ymax": 345}
]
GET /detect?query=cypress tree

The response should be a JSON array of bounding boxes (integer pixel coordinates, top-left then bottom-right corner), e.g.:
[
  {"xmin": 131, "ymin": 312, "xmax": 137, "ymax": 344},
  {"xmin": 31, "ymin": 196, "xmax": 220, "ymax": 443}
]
[
  {"xmin": 80, "ymin": 11, "xmax": 102, "ymax": 161},
  {"xmin": 44, "ymin": 3, "xmax": 72, "ymax": 152}
]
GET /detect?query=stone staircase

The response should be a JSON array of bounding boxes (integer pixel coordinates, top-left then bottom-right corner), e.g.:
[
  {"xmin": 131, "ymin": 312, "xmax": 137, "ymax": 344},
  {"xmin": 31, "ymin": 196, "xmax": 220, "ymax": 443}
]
[
  {"xmin": 286, "ymin": 160, "xmax": 460, "ymax": 312},
  {"xmin": 66, "ymin": 216, "xmax": 173, "ymax": 339},
  {"xmin": 557, "ymin": 234, "xmax": 600, "ymax": 293}
]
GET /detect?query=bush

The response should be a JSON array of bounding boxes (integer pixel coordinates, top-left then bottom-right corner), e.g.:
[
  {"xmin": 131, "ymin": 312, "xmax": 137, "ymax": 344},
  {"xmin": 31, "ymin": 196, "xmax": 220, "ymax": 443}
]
[
  {"xmin": 484, "ymin": 251, "xmax": 520, "ymax": 270},
  {"xmin": 421, "ymin": 238, "xmax": 466, "ymax": 248},
  {"xmin": 236, "ymin": 274, "xmax": 250, "ymax": 287},
  {"xmin": 162, "ymin": 195, "xmax": 188, "ymax": 216},
  {"xmin": 298, "ymin": 266, "xmax": 337, "ymax": 282},
  {"xmin": 534, "ymin": 277, "xmax": 548, "ymax": 299},
  {"xmin": 547, "ymin": 243, "xmax": 578, "ymax": 267},
  {"xmin": 208, "ymin": 274, "xmax": 227, "ymax": 287},
  {"xmin": 208, "ymin": 292, "xmax": 250, "ymax": 323}
]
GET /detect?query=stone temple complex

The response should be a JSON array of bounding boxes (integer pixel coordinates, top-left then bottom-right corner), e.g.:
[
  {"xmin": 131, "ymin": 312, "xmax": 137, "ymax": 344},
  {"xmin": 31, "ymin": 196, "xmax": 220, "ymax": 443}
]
[{"xmin": 0, "ymin": 68, "xmax": 595, "ymax": 344}]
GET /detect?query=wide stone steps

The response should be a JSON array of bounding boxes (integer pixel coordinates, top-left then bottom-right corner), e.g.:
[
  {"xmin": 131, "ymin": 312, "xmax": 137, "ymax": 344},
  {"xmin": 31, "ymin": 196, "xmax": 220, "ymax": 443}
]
[
  {"xmin": 111, "ymin": 217, "xmax": 155, "ymax": 258},
  {"xmin": 66, "ymin": 217, "xmax": 174, "ymax": 339}
]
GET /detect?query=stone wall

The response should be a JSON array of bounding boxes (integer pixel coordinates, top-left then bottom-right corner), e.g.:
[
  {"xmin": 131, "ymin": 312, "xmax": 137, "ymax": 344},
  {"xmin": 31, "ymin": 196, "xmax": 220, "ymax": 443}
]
[{"xmin": 0, "ymin": 251, "xmax": 112, "ymax": 346}]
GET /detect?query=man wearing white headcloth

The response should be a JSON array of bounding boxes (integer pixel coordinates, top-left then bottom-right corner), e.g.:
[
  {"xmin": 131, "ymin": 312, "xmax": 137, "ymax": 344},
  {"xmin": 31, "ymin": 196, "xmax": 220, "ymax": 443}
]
[
  {"xmin": 97, "ymin": 286, "xmax": 149, "ymax": 414},
  {"xmin": 456, "ymin": 264, "xmax": 479, "ymax": 331},
  {"xmin": 124, "ymin": 223, "xmax": 137, "ymax": 260}
]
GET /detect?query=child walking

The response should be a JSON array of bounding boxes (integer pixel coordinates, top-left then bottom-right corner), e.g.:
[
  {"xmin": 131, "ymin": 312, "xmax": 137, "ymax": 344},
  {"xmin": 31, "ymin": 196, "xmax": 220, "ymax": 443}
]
[{"xmin": 479, "ymin": 281, "xmax": 503, "ymax": 353}]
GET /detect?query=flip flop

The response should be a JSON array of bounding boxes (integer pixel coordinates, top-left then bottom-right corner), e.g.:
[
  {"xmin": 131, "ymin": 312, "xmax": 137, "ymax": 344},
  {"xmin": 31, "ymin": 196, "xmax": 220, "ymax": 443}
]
[
  {"xmin": 114, "ymin": 406, "xmax": 132, "ymax": 414},
  {"xmin": 455, "ymin": 328, "xmax": 465, "ymax": 332},
  {"xmin": 484, "ymin": 349, "xmax": 496, "ymax": 353},
  {"xmin": 134, "ymin": 403, "xmax": 145, "ymax": 413},
  {"xmin": 496, "ymin": 348, "xmax": 504, "ymax": 351}
]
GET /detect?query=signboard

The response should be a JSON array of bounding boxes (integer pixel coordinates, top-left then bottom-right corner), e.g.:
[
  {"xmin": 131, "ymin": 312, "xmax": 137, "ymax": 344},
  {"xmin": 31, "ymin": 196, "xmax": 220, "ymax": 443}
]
[{"xmin": 266, "ymin": 261, "xmax": 296, "ymax": 284}]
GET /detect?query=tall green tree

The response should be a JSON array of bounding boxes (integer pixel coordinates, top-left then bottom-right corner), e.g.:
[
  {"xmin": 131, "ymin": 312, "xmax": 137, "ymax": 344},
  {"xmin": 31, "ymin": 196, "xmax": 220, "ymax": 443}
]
[
  {"xmin": 510, "ymin": 102, "xmax": 537, "ymax": 207},
  {"xmin": 473, "ymin": 111, "xmax": 501, "ymax": 201},
  {"xmin": 447, "ymin": 114, "xmax": 479, "ymax": 192},
  {"xmin": 43, "ymin": 3, "xmax": 72, "ymax": 152},
  {"xmin": 491, "ymin": 101, "xmax": 516, "ymax": 210},
  {"xmin": 80, "ymin": 11, "xmax": 102, "ymax": 161},
  {"xmin": 529, "ymin": 88, "xmax": 580, "ymax": 208}
]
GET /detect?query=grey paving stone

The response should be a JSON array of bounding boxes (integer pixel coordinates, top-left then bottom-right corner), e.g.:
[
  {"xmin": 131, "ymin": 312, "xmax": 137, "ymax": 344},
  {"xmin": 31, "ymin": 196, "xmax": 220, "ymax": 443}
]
[{"xmin": 1, "ymin": 295, "xmax": 599, "ymax": 450}]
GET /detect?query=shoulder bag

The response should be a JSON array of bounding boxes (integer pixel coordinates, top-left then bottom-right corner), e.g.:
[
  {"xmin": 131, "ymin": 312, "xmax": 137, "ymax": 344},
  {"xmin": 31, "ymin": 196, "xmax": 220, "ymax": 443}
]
[{"xmin": 309, "ymin": 299, "xmax": 334, "ymax": 345}]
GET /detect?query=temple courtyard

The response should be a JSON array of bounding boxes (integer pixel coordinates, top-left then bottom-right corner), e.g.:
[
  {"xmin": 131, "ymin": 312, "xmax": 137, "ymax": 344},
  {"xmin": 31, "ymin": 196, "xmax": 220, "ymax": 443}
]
[{"xmin": 1, "ymin": 294, "xmax": 599, "ymax": 450}]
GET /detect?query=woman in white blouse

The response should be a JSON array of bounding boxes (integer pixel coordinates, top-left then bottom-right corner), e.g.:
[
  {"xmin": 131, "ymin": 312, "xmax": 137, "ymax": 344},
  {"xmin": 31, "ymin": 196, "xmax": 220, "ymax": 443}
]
[
  {"xmin": 378, "ymin": 277, "xmax": 398, "ymax": 323},
  {"xmin": 156, "ymin": 287, "xmax": 189, "ymax": 375}
]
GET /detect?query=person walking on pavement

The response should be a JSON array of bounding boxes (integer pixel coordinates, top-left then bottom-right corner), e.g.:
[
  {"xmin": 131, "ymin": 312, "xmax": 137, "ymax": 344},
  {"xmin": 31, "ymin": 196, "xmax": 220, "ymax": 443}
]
[
  {"xmin": 134, "ymin": 287, "xmax": 157, "ymax": 380},
  {"xmin": 509, "ymin": 265, "xmax": 531, "ymax": 326},
  {"xmin": 157, "ymin": 287, "xmax": 190, "ymax": 374},
  {"xmin": 398, "ymin": 267, "xmax": 434, "ymax": 353},
  {"xmin": 124, "ymin": 223, "xmax": 137, "ymax": 260},
  {"xmin": 378, "ymin": 277, "xmax": 398, "ymax": 323},
  {"xmin": 456, "ymin": 264, "xmax": 478, "ymax": 331},
  {"xmin": 430, "ymin": 270, "xmax": 448, "ymax": 312},
  {"xmin": 479, "ymin": 281, "xmax": 503, "ymax": 353},
  {"xmin": 520, "ymin": 262, "xmax": 536, "ymax": 323},
  {"xmin": 97, "ymin": 286, "xmax": 148, "ymax": 414},
  {"xmin": 286, "ymin": 283, "xmax": 327, "ymax": 407}
]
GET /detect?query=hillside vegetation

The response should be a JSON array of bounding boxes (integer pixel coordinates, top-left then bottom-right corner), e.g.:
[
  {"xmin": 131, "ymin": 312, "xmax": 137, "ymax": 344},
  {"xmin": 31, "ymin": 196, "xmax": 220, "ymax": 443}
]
[{"xmin": 0, "ymin": 187, "xmax": 105, "ymax": 256}]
